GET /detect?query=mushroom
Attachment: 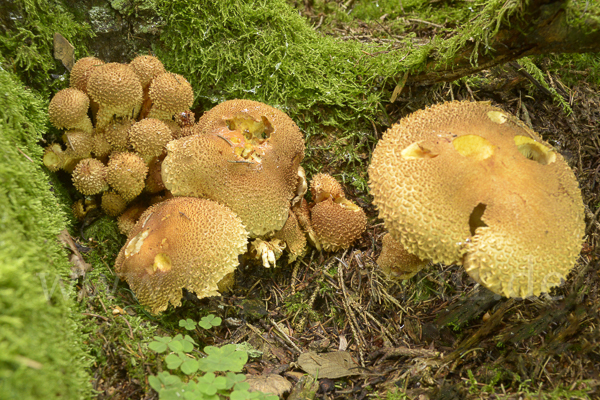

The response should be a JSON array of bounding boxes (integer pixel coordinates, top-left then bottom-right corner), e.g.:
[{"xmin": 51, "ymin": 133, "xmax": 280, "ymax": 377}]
[
  {"xmin": 129, "ymin": 55, "xmax": 166, "ymax": 90},
  {"xmin": 145, "ymin": 72, "xmax": 194, "ymax": 121},
  {"xmin": 101, "ymin": 191, "xmax": 127, "ymax": 217},
  {"xmin": 369, "ymin": 101, "xmax": 585, "ymax": 297},
  {"xmin": 128, "ymin": 118, "xmax": 172, "ymax": 162},
  {"xmin": 308, "ymin": 173, "xmax": 367, "ymax": 252},
  {"xmin": 70, "ymin": 56, "xmax": 104, "ymax": 93},
  {"xmin": 272, "ymin": 209, "xmax": 307, "ymax": 263},
  {"xmin": 162, "ymin": 99, "xmax": 305, "ymax": 237},
  {"xmin": 102, "ymin": 118, "xmax": 134, "ymax": 152},
  {"xmin": 63, "ymin": 129, "xmax": 93, "ymax": 158},
  {"xmin": 114, "ymin": 197, "xmax": 248, "ymax": 314},
  {"xmin": 117, "ymin": 200, "xmax": 149, "ymax": 236},
  {"xmin": 87, "ymin": 63, "xmax": 143, "ymax": 130},
  {"xmin": 106, "ymin": 152, "xmax": 148, "ymax": 202},
  {"xmin": 71, "ymin": 158, "xmax": 109, "ymax": 196},
  {"xmin": 377, "ymin": 233, "xmax": 428, "ymax": 280},
  {"xmin": 48, "ymin": 88, "xmax": 93, "ymax": 133}
]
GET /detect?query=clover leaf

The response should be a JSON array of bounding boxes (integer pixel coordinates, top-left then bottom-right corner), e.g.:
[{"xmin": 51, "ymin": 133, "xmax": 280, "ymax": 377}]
[
  {"xmin": 198, "ymin": 315, "xmax": 222, "ymax": 330},
  {"xmin": 198, "ymin": 344, "xmax": 248, "ymax": 372},
  {"xmin": 179, "ymin": 318, "xmax": 197, "ymax": 330}
]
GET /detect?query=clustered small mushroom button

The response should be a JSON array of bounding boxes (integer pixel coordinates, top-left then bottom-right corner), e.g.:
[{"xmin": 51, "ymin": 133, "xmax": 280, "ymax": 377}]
[{"xmin": 369, "ymin": 101, "xmax": 585, "ymax": 298}]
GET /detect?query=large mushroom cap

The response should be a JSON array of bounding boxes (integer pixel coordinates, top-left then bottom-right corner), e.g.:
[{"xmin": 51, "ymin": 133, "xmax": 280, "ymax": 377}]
[
  {"xmin": 162, "ymin": 99, "xmax": 305, "ymax": 237},
  {"xmin": 369, "ymin": 101, "xmax": 585, "ymax": 297},
  {"xmin": 114, "ymin": 197, "xmax": 248, "ymax": 314},
  {"xmin": 87, "ymin": 62, "xmax": 143, "ymax": 130}
]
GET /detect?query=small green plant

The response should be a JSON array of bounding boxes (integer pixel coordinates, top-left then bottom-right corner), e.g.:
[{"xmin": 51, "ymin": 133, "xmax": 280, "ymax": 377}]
[{"xmin": 148, "ymin": 316, "xmax": 278, "ymax": 400}]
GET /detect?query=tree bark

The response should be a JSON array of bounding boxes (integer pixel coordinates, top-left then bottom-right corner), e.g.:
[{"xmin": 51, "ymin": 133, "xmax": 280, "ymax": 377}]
[{"xmin": 408, "ymin": 0, "xmax": 600, "ymax": 86}]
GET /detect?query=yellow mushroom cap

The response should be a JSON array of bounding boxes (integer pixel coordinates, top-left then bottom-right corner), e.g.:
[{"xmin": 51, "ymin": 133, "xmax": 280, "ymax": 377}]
[
  {"xmin": 106, "ymin": 152, "xmax": 149, "ymax": 202},
  {"xmin": 101, "ymin": 191, "xmax": 127, "ymax": 217},
  {"xmin": 48, "ymin": 88, "xmax": 93, "ymax": 133},
  {"xmin": 91, "ymin": 131, "xmax": 113, "ymax": 159},
  {"xmin": 310, "ymin": 197, "xmax": 367, "ymax": 252},
  {"xmin": 129, "ymin": 118, "xmax": 173, "ymax": 160},
  {"xmin": 114, "ymin": 197, "xmax": 248, "ymax": 314},
  {"xmin": 273, "ymin": 210, "xmax": 307, "ymax": 263},
  {"xmin": 368, "ymin": 101, "xmax": 585, "ymax": 297},
  {"xmin": 87, "ymin": 62, "xmax": 143, "ymax": 130},
  {"xmin": 70, "ymin": 57, "xmax": 104, "ymax": 93},
  {"xmin": 130, "ymin": 55, "xmax": 166, "ymax": 88},
  {"xmin": 43, "ymin": 143, "xmax": 66, "ymax": 172},
  {"xmin": 72, "ymin": 158, "xmax": 109, "ymax": 195},
  {"xmin": 377, "ymin": 233, "xmax": 428, "ymax": 280},
  {"xmin": 162, "ymin": 99, "xmax": 305, "ymax": 237},
  {"xmin": 147, "ymin": 72, "xmax": 194, "ymax": 120},
  {"xmin": 310, "ymin": 173, "xmax": 344, "ymax": 203}
]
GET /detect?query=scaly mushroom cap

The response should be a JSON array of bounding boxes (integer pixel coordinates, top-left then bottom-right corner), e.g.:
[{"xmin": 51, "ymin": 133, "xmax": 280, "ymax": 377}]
[
  {"xmin": 72, "ymin": 158, "xmax": 109, "ymax": 196},
  {"xmin": 310, "ymin": 172, "xmax": 344, "ymax": 203},
  {"xmin": 130, "ymin": 55, "xmax": 166, "ymax": 89},
  {"xmin": 117, "ymin": 201, "xmax": 148, "ymax": 236},
  {"xmin": 48, "ymin": 88, "xmax": 93, "ymax": 133},
  {"xmin": 162, "ymin": 99, "xmax": 305, "ymax": 237},
  {"xmin": 310, "ymin": 198, "xmax": 367, "ymax": 252},
  {"xmin": 147, "ymin": 72, "xmax": 194, "ymax": 121},
  {"xmin": 63, "ymin": 130, "xmax": 93, "ymax": 158},
  {"xmin": 43, "ymin": 143, "xmax": 66, "ymax": 172},
  {"xmin": 377, "ymin": 233, "xmax": 428, "ymax": 280},
  {"xmin": 70, "ymin": 57, "xmax": 104, "ymax": 93},
  {"xmin": 106, "ymin": 152, "xmax": 148, "ymax": 202},
  {"xmin": 369, "ymin": 101, "xmax": 585, "ymax": 297},
  {"xmin": 114, "ymin": 197, "xmax": 248, "ymax": 314},
  {"xmin": 273, "ymin": 210, "xmax": 307, "ymax": 263},
  {"xmin": 101, "ymin": 191, "xmax": 127, "ymax": 217},
  {"xmin": 102, "ymin": 118, "xmax": 134, "ymax": 152},
  {"xmin": 129, "ymin": 118, "xmax": 172, "ymax": 161},
  {"xmin": 91, "ymin": 131, "xmax": 112, "ymax": 159},
  {"xmin": 87, "ymin": 63, "xmax": 143, "ymax": 130}
]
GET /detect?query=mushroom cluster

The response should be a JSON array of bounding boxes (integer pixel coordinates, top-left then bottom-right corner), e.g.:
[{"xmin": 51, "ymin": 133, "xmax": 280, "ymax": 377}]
[
  {"xmin": 44, "ymin": 54, "xmax": 371, "ymax": 313},
  {"xmin": 43, "ymin": 55, "xmax": 195, "ymax": 235},
  {"xmin": 369, "ymin": 101, "xmax": 585, "ymax": 298}
]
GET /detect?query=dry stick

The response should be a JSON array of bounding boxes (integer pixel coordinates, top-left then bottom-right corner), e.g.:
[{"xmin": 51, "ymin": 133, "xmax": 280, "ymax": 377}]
[
  {"xmin": 337, "ymin": 257, "xmax": 366, "ymax": 367},
  {"xmin": 270, "ymin": 319, "xmax": 302, "ymax": 353}
]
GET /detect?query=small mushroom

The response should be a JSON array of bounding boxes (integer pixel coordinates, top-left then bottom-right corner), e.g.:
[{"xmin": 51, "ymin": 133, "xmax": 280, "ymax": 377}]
[
  {"xmin": 146, "ymin": 72, "xmax": 194, "ymax": 121},
  {"xmin": 369, "ymin": 101, "xmax": 585, "ymax": 297},
  {"xmin": 87, "ymin": 63, "xmax": 143, "ymax": 130},
  {"xmin": 71, "ymin": 158, "xmax": 108, "ymax": 196},
  {"xmin": 309, "ymin": 173, "xmax": 367, "ymax": 252},
  {"xmin": 106, "ymin": 152, "xmax": 148, "ymax": 202},
  {"xmin": 128, "ymin": 118, "xmax": 172, "ymax": 162},
  {"xmin": 101, "ymin": 191, "xmax": 127, "ymax": 217},
  {"xmin": 48, "ymin": 88, "xmax": 93, "ymax": 133},
  {"xmin": 114, "ymin": 197, "xmax": 248, "ymax": 314},
  {"xmin": 377, "ymin": 233, "xmax": 428, "ymax": 280}
]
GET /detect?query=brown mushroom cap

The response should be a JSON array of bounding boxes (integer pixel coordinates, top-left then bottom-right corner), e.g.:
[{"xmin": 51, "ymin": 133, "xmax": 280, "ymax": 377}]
[
  {"xmin": 377, "ymin": 233, "xmax": 428, "ymax": 280},
  {"xmin": 369, "ymin": 101, "xmax": 585, "ymax": 297},
  {"xmin": 87, "ymin": 63, "xmax": 143, "ymax": 130},
  {"xmin": 106, "ymin": 152, "xmax": 148, "ymax": 202},
  {"xmin": 129, "ymin": 118, "xmax": 172, "ymax": 161},
  {"xmin": 91, "ymin": 131, "xmax": 112, "ymax": 159},
  {"xmin": 162, "ymin": 99, "xmax": 305, "ymax": 237},
  {"xmin": 130, "ymin": 55, "xmax": 166, "ymax": 89},
  {"xmin": 114, "ymin": 197, "xmax": 248, "ymax": 314},
  {"xmin": 310, "ymin": 197, "xmax": 367, "ymax": 252},
  {"xmin": 145, "ymin": 155, "xmax": 166, "ymax": 194},
  {"xmin": 147, "ymin": 72, "xmax": 194, "ymax": 121},
  {"xmin": 72, "ymin": 158, "xmax": 109, "ymax": 195},
  {"xmin": 310, "ymin": 172, "xmax": 344, "ymax": 203},
  {"xmin": 48, "ymin": 88, "xmax": 93, "ymax": 133},
  {"xmin": 70, "ymin": 57, "xmax": 104, "ymax": 93}
]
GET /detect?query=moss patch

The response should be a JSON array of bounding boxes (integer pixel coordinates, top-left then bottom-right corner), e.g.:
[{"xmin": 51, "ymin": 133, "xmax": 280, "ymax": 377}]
[{"xmin": 0, "ymin": 63, "xmax": 91, "ymax": 399}]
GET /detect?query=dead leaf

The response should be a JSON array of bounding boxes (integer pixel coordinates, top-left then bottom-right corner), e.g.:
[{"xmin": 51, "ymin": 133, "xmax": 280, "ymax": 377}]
[
  {"xmin": 245, "ymin": 374, "xmax": 292, "ymax": 396},
  {"xmin": 53, "ymin": 32, "xmax": 75, "ymax": 71},
  {"xmin": 296, "ymin": 351, "xmax": 362, "ymax": 379},
  {"xmin": 58, "ymin": 230, "xmax": 91, "ymax": 279}
]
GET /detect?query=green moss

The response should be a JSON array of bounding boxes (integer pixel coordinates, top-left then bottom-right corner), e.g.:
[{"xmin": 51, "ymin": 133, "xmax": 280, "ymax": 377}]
[
  {"xmin": 0, "ymin": 0, "xmax": 93, "ymax": 96},
  {"xmin": 0, "ymin": 61, "xmax": 91, "ymax": 399}
]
